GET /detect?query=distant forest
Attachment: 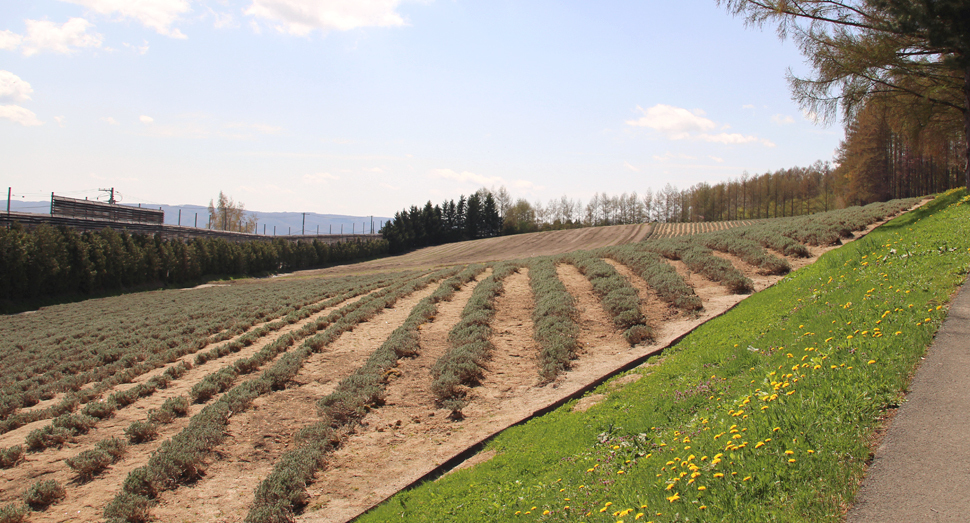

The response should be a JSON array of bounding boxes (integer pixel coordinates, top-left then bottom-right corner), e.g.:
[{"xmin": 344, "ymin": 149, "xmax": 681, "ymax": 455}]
[{"xmin": 383, "ymin": 91, "xmax": 964, "ymax": 254}]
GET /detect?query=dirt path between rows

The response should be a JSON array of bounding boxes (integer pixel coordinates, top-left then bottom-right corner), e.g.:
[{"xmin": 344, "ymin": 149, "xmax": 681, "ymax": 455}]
[
  {"xmin": 147, "ymin": 282, "xmax": 442, "ymax": 523},
  {"xmin": 296, "ymin": 269, "xmax": 495, "ymax": 523},
  {"xmin": 3, "ymin": 291, "xmax": 376, "ymax": 522}
]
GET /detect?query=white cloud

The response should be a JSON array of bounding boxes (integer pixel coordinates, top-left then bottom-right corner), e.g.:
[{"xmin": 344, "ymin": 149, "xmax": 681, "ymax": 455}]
[
  {"xmin": 364, "ymin": 167, "xmax": 384, "ymax": 173},
  {"xmin": 431, "ymin": 168, "xmax": 502, "ymax": 186},
  {"xmin": 0, "ymin": 71, "xmax": 34, "ymax": 102},
  {"xmin": 54, "ymin": 115, "xmax": 66, "ymax": 127},
  {"xmin": 139, "ymin": 115, "xmax": 154, "ymax": 124},
  {"xmin": 430, "ymin": 168, "xmax": 539, "ymax": 192},
  {"xmin": 629, "ymin": 103, "xmax": 774, "ymax": 147},
  {"xmin": 0, "ymin": 105, "xmax": 43, "ymax": 126},
  {"xmin": 60, "ymin": 0, "xmax": 190, "ymax": 38},
  {"xmin": 696, "ymin": 133, "xmax": 776, "ymax": 147},
  {"xmin": 741, "ymin": 104, "xmax": 754, "ymax": 110},
  {"xmin": 652, "ymin": 152, "xmax": 696, "ymax": 162},
  {"xmin": 626, "ymin": 104, "xmax": 715, "ymax": 139},
  {"xmin": 17, "ymin": 18, "xmax": 103, "ymax": 56},
  {"xmin": 101, "ymin": 116, "xmax": 120, "ymax": 125},
  {"xmin": 623, "ymin": 161, "xmax": 639, "ymax": 172},
  {"xmin": 303, "ymin": 172, "xmax": 339, "ymax": 184},
  {"xmin": 0, "ymin": 30, "xmax": 23, "ymax": 50},
  {"xmin": 709, "ymin": 156, "xmax": 724, "ymax": 163},
  {"xmin": 771, "ymin": 114, "xmax": 795, "ymax": 125},
  {"xmin": 245, "ymin": 0, "xmax": 408, "ymax": 36}
]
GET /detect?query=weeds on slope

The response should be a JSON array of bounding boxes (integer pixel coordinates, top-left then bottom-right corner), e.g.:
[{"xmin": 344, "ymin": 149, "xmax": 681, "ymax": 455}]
[{"xmin": 358, "ymin": 189, "xmax": 970, "ymax": 523}]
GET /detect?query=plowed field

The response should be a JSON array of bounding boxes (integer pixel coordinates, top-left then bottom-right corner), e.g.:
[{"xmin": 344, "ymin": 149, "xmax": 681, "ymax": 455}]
[{"xmin": 0, "ymin": 200, "xmax": 921, "ymax": 523}]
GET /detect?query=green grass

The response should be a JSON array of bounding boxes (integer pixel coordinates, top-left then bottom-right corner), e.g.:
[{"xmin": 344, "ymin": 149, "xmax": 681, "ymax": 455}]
[{"xmin": 357, "ymin": 189, "xmax": 970, "ymax": 523}]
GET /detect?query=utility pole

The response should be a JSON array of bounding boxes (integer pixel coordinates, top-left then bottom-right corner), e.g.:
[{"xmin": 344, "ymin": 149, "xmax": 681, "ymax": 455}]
[
  {"xmin": 99, "ymin": 187, "xmax": 116, "ymax": 204},
  {"xmin": 6, "ymin": 187, "xmax": 10, "ymax": 217},
  {"xmin": 302, "ymin": 212, "xmax": 305, "ymax": 235},
  {"xmin": 195, "ymin": 213, "xmax": 198, "ymax": 228},
  {"xmin": 178, "ymin": 209, "xmax": 181, "ymax": 226}
]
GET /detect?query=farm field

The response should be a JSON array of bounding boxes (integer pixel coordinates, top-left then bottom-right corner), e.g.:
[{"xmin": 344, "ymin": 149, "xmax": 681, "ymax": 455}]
[
  {"xmin": 0, "ymin": 197, "xmax": 930, "ymax": 523},
  {"xmin": 358, "ymin": 190, "xmax": 970, "ymax": 523},
  {"xmin": 296, "ymin": 222, "xmax": 654, "ymax": 278}
]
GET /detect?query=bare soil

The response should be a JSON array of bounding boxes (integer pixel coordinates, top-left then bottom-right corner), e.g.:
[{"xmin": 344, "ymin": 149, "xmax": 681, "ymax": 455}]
[
  {"xmin": 146, "ymin": 282, "xmax": 442, "ymax": 523},
  {"xmin": 2, "ymin": 205, "xmax": 921, "ymax": 523},
  {"xmin": 289, "ymin": 223, "xmax": 653, "ymax": 279}
]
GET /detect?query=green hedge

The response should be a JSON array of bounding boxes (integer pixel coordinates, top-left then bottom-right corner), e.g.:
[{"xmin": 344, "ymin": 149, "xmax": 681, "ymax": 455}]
[{"xmin": 0, "ymin": 223, "xmax": 389, "ymax": 302}]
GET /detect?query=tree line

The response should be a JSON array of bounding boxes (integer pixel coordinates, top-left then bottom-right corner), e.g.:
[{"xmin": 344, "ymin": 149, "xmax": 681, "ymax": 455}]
[
  {"xmin": 0, "ymin": 223, "xmax": 388, "ymax": 303},
  {"xmin": 381, "ymin": 190, "xmax": 502, "ymax": 253}
]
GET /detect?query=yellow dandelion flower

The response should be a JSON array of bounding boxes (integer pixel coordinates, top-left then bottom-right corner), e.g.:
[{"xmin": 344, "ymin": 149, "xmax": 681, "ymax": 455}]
[
  {"xmin": 755, "ymin": 442, "xmax": 765, "ymax": 449},
  {"xmin": 666, "ymin": 493, "xmax": 681, "ymax": 503},
  {"xmin": 743, "ymin": 476, "xmax": 751, "ymax": 481},
  {"xmin": 698, "ymin": 486, "xmax": 707, "ymax": 491},
  {"xmin": 789, "ymin": 459, "xmax": 797, "ymax": 463},
  {"xmin": 868, "ymin": 360, "xmax": 876, "ymax": 365},
  {"xmin": 543, "ymin": 510, "xmax": 550, "ymax": 515}
]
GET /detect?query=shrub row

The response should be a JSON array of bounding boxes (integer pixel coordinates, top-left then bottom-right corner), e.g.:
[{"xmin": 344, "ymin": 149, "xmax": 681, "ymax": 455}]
[
  {"xmin": 728, "ymin": 228, "xmax": 811, "ymax": 258},
  {"xmin": 246, "ymin": 265, "xmax": 487, "ymax": 522},
  {"xmin": 528, "ymin": 258, "xmax": 581, "ymax": 382},
  {"xmin": 9, "ymin": 277, "xmax": 397, "ymax": 459},
  {"xmin": 66, "ymin": 437, "xmax": 127, "ymax": 480},
  {"xmin": 186, "ymin": 277, "xmax": 396, "ymax": 405},
  {"xmin": 566, "ymin": 252, "xmax": 652, "ymax": 345},
  {"xmin": 603, "ymin": 247, "xmax": 702, "ymax": 312},
  {"xmin": 105, "ymin": 269, "xmax": 453, "ymax": 523},
  {"xmin": 694, "ymin": 233, "xmax": 792, "ymax": 275},
  {"xmin": 0, "ymin": 273, "xmax": 381, "ymax": 433},
  {"xmin": 644, "ymin": 238, "xmax": 754, "ymax": 294},
  {"xmin": 19, "ymin": 361, "xmax": 189, "ymax": 454},
  {"xmin": 431, "ymin": 262, "xmax": 521, "ymax": 412}
]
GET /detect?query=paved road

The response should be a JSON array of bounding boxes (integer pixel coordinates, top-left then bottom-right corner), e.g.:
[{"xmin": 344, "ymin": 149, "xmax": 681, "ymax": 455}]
[{"xmin": 847, "ymin": 276, "xmax": 970, "ymax": 523}]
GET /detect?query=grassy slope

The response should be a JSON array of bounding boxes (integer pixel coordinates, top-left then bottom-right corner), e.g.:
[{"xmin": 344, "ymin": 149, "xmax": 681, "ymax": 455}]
[{"xmin": 359, "ymin": 190, "xmax": 970, "ymax": 523}]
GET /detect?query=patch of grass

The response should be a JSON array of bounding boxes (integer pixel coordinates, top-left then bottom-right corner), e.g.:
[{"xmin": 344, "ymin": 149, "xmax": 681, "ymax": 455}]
[{"xmin": 357, "ymin": 190, "xmax": 970, "ymax": 523}]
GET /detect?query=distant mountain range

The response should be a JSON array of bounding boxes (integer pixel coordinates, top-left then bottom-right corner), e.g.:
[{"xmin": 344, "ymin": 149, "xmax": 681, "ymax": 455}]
[{"xmin": 4, "ymin": 200, "xmax": 391, "ymax": 236}]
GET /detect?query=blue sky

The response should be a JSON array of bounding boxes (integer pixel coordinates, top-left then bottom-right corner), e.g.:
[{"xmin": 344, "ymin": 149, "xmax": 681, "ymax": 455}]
[{"xmin": 1, "ymin": 0, "xmax": 843, "ymax": 216}]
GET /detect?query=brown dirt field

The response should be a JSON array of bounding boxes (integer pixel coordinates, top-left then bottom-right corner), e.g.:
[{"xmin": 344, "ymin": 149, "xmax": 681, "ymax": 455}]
[
  {"xmin": 287, "ymin": 223, "xmax": 652, "ymax": 279},
  {"xmin": 603, "ymin": 259, "xmax": 681, "ymax": 332},
  {"xmin": 2, "ymin": 204, "xmax": 924, "ymax": 523},
  {"xmin": 145, "ymin": 282, "xmax": 442, "ymax": 523},
  {"xmin": 0, "ymin": 291, "xmax": 375, "ymax": 522},
  {"xmin": 0, "ymin": 291, "xmax": 372, "ymax": 453},
  {"xmin": 6, "ymin": 291, "xmax": 356, "ymax": 433},
  {"xmin": 295, "ymin": 269, "xmax": 494, "ymax": 523}
]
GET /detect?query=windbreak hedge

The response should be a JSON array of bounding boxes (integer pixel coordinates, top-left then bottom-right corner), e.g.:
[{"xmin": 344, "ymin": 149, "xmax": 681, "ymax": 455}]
[{"xmin": 0, "ymin": 223, "xmax": 389, "ymax": 302}]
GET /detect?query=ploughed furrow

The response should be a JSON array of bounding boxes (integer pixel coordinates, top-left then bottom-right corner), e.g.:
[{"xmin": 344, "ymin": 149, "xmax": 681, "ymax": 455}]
[
  {"xmin": 554, "ymin": 263, "xmax": 629, "ymax": 363},
  {"xmin": 603, "ymin": 258, "xmax": 678, "ymax": 336},
  {"xmin": 0, "ymin": 287, "xmax": 391, "ymax": 520},
  {"xmin": 0, "ymin": 283, "xmax": 384, "ymax": 454},
  {"xmin": 295, "ymin": 269, "xmax": 494, "ymax": 523},
  {"xmin": 146, "ymin": 280, "xmax": 443, "ymax": 523}
]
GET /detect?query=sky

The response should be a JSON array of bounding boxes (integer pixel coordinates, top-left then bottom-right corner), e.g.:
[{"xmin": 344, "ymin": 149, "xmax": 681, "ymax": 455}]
[{"xmin": 0, "ymin": 0, "xmax": 844, "ymax": 217}]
